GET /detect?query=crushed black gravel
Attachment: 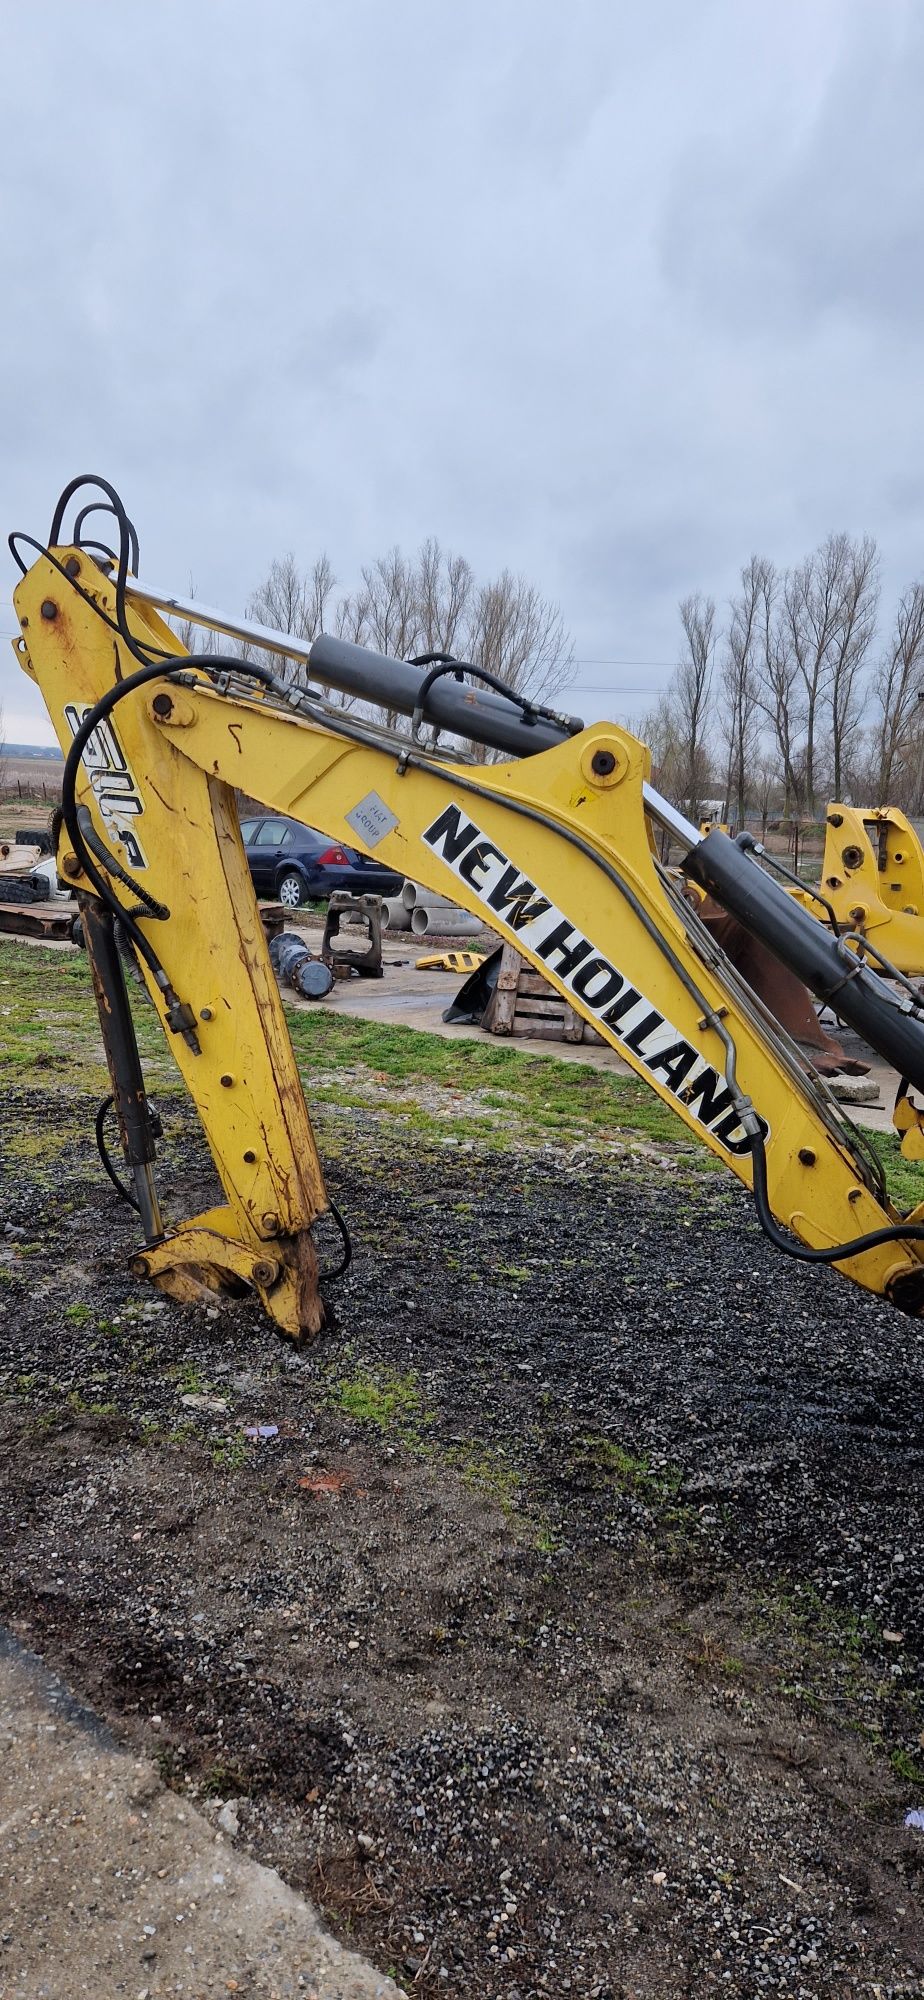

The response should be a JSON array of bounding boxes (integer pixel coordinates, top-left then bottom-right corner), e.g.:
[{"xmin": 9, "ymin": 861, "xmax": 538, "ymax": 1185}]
[{"xmin": 1, "ymin": 1080, "xmax": 923, "ymax": 1996}]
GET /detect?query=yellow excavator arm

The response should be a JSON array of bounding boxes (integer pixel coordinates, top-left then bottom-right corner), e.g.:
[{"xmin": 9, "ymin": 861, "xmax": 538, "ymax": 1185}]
[
  {"xmin": 12, "ymin": 478, "xmax": 924, "ymax": 1335},
  {"xmin": 797, "ymin": 805, "xmax": 924, "ymax": 977}
]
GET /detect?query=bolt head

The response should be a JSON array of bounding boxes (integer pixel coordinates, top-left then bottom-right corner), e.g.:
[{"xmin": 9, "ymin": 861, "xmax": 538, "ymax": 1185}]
[
  {"xmin": 591, "ymin": 749, "xmax": 617, "ymax": 777},
  {"xmin": 220, "ymin": 1073, "xmax": 234, "ymax": 1087},
  {"xmin": 130, "ymin": 1256, "xmax": 149, "ymax": 1278},
  {"xmin": 152, "ymin": 692, "xmax": 174, "ymax": 719},
  {"xmin": 40, "ymin": 599, "xmax": 58, "ymax": 621},
  {"xmin": 261, "ymin": 1212, "xmax": 280, "ymax": 1235},
  {"xmin": 61, "ymin": 853, "xmax": 81, "ymax": 879},
  {"xmin": 252, "ymin": 1259, "xmax": 278, "ymax": 1287}
]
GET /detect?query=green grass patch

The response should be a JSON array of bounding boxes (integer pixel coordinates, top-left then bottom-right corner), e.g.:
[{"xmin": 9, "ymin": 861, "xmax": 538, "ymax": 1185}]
[
  {"xmin": 571, "ymin": 1433, "xmax": 684, "ymax": 1505},
  {"xmin": 0, "ymin": 940, "xmax": 183, "ymax": 1096},
  {"xmin": 1, "ymin": 939, "xmax": 695, "ymax": 1161},
  {"xmin": 890, "ymin": 1747, "xmax": 924, "ymax": 1786},
  {"xmin": 287, "ymin": 1008, "xmax": 708, "ymax": 1158},
  {"xmin": 748, "ymin": 1581, "xmax": 924, "ymax": 1775},
  {"xmin": 859, "ymin": 1127, "xmax": 924, "ymax": 1214},
  {"xmin": 8, "ymin": 937, "xmax": 924, "ymax": 1211},
  {"xmin": 326, "ymin": 1363, "xmax": 431, "ymax": 1444},
  {"xmin": 63, "ymin": 1302, "xmax": 92, "ymax": 1327},
  {"xmin": 210, "ymin": 1433, "xmax": 249, "ymax": 1470},
  {"xmin": 444, "ymin": 1442, "xmax": 522, "ymax": 1512}
]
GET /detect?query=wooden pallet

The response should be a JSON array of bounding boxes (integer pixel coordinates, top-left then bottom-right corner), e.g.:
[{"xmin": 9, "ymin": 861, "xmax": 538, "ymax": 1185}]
[
  {"xmin": 482, "ymin": 941, "xmax": 603, "ymax": 1044},
  {"xmin": 0, "ymin": 900, "xmax": 75, "ymax": 940}
]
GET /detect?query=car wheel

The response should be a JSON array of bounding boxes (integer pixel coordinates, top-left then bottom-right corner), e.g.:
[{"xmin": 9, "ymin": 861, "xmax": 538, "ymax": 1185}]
[{"xmin": 278, "ymin": 870, "xmax": 307, "ymax": 909}]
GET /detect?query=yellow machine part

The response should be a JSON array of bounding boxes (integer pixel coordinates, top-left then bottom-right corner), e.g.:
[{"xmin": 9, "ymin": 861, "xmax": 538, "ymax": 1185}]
[
  {"xmin": 13, "ymin": 548, "xmax": 924, "ymax": 1334},
  {"xmin": 790, "ymin": 805, "xmax": 924, "ymax": 977},
  {"xmin": 416, "ymin": 951, "xmax": 485, "ymax": 972}
]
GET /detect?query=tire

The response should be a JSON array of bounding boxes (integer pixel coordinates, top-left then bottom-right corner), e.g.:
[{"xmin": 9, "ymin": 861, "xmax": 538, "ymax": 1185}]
[
  {"xmin": 0, "ymin": 877, "xmax": 41, "ymax": 904},
  {"xmin": 277, "ymin": 870, "xmax": 307, "ymax": 909}
]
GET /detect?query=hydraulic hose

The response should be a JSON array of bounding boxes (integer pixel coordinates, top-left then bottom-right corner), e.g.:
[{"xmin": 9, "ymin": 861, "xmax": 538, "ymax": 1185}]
[
  {"xmin": 61, "ymin": 660, "xmax": 186, "ymax": 986},
  {"xmin": 747, "ymin": 1122, "xmax": 924, "ymax": 1265}
]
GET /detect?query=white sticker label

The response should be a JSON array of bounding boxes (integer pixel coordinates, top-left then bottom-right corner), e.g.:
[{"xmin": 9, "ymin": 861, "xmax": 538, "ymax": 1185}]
[{"xmin": 345, "ymin": 792, "xmax": 399, "ymax": 848}]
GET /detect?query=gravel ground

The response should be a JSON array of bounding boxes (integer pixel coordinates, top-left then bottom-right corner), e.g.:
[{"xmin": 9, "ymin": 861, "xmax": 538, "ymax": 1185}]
[{"xmin": 1, "ymin": 1079, "xmax": 923, "ymax": 1996}]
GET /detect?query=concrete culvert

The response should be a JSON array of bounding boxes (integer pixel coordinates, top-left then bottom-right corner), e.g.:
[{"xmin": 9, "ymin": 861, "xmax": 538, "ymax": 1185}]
[
  {"xmin": 410, "ymin": 905, "xmax": 483, "ymax": 936},
  {"xmin": 401, "ymin": 882, "xmax": 460, "ymax": 912}
]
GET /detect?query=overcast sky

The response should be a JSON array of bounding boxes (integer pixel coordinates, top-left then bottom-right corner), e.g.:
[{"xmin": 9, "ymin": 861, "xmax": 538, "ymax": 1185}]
[{"xmin": 2, "ymin": 0, "xmax": 922, "ymax": 744}]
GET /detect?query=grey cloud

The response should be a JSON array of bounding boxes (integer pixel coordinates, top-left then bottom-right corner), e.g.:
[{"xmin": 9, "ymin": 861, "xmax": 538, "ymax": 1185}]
[
  {"xmin": 3, "ymin": 0, "xmax": 924, "ymax": 747},
  {"xmin": 661, "ymin": 7, "xmax": 924, "ymax": 335}
]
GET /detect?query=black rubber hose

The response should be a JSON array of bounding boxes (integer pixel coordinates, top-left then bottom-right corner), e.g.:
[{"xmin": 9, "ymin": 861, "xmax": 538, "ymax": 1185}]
[
  {"xmin": 77, "ymin": 807, "xmax": 169, "ymax": 920},
  {"xmin": 318, "ymin": 1200, "xmax": 353, "ymax": 1281},
  {"xmin": 748, "ymin": 1125, "xmax": 924, "ymax": 1264},
  {"xmin": 60, "ymin": 660, "xmax": 186, "ymax": 982},
  {"xmin": 94, "ymin": 1095, "xmax": 141, "ymax": 1212},
  {"xmin": 411, "ymin": 655, "xmax": 572, "ymax": 730},
  {"xmin": 73, "ymin": 499, "xmax": 140, "ymax": 575}
]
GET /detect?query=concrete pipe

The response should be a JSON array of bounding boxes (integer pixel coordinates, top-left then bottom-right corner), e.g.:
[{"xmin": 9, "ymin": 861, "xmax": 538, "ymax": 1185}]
[
  {"xmin": 402, "ymin": 882, "xmax": 457, "ymax": 911},
  {"xmin": 410, "ymin": 905, "xmax": 483, "ymax": 937},
  {"xmin": 381, "ymin": 897, "xmax": 412, "ymax": 931}
]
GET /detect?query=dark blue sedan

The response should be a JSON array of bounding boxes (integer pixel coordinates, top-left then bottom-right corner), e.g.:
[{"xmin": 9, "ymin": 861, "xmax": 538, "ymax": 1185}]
[{"xmin": 239, "ymin": 814, "xmax": 403, "ymax": 908}]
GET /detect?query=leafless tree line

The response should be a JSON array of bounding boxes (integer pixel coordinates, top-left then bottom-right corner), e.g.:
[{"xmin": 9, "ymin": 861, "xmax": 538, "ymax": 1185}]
[
  {"xmin": 231, "ymin": 540, "xmax": 574, "ymax": 752},
  {"xmin": 643, "ymin": 535, "xmax": 924, "ymax": 825}
]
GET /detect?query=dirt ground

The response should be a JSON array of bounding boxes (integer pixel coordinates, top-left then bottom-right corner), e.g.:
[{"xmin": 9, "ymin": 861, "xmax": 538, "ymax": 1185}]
[
  {"xmin": 0, "ymin": 756, "xmax": 62, "ymax": 836},
  {"xmin": 2, "ymin": 1058, "xmax": 924, "ymax": 1995}
]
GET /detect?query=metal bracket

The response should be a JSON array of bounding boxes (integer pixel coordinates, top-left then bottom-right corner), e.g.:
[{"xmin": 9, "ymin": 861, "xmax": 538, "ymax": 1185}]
[{"xmin": 321, "ymin": 891, "xmax": 384, "ymax": 978}]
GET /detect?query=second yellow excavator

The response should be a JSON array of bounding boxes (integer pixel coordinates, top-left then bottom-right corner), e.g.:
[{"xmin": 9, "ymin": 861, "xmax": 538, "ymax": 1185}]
[{"xmin": 794, "ymin": 804, "xmax": 924, "ymax": 977}]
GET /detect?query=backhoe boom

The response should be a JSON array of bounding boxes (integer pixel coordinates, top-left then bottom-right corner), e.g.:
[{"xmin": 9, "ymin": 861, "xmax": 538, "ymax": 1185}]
[{"xmin": 13, "ymin": 481, "xmax": 924, "ymax": 1333}]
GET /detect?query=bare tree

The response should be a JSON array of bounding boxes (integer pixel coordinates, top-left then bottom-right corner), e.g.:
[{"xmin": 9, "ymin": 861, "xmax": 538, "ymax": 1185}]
[
  {"xmin": 751, "ymin": 748, "xmax": 782, "ymax": 839},
  {"xmin": 639, "ymin": 688, "xmax": 686, "ymax": 804},
  {"xmin": 336, "ymin": 549, "xmax": 422, "ymax": 727},
  {"xmin": 721, "ymin": 557, "xmax": 769, "ymax": 830},
  {"xmin": 459, "ymin": 570, "xmax": 574, "ymax": 758},
  {"xmin": 870, "ymin": 583, "xmax": 924, "ymax": 805},
  {"xmin": 755, "ymin": 562, "xmax": 804, "ymax": 816},
  {"xmin": 335, "ymin": 547, "xmax": 573, "ymax": 743},
  {"xmin": 243, "ymin": 539, "xmax": 574, "ymax": 745},
  {"xmin": 415, "ymin": 538, "xmax": 474, "ymax": 658},
  {"xmin": 674, "ymin": 594, "xmax": 715, "ymax": 819},
  {"xmin": 246, "ymin": 552, "xmax": 336, "ymax": 686},
  {"xmin": 775, "ymin": 534, "xmax": 878, "ymax": 815},
  {"xmin": 826, "ymin": 535, "xmax": 879, "ymax": 799},
  {"xmin": 167, "ymin": 578, "xmax": 222, "ymax": 658}
]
